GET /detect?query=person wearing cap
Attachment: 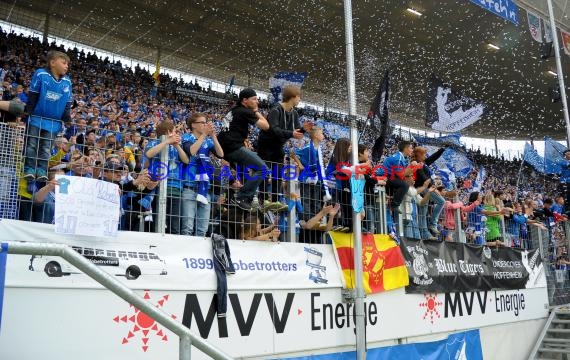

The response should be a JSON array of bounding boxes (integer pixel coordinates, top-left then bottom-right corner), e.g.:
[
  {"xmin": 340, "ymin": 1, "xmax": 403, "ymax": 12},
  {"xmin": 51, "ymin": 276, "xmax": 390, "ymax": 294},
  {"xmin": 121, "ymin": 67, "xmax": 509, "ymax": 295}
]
[
  {"xmin": 558, "ymin": 149, "xmax": 570, "ymax": 214},
  {"xmin": 217, "ymin": 88, "xmax": 270, "ymax": 211},
  {"xmin": 102, "ymin": 159, "xmax": 128, "ymax": 184}
]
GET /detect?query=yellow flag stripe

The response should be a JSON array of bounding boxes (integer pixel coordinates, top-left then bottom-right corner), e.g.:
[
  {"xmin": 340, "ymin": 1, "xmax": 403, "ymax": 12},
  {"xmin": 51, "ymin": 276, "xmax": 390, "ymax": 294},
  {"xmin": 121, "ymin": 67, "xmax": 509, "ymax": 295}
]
[{"xmin": 382, "ymin": 265, "xmax": 409, "ymax": 291}]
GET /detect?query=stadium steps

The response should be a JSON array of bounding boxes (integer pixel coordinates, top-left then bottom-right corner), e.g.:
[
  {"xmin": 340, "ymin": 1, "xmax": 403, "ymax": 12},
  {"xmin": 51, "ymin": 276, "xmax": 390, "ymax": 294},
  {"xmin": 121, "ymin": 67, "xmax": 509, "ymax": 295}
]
[{"xmin": 529, "ymin": 305, "xmax": 570, "ymax": 360}]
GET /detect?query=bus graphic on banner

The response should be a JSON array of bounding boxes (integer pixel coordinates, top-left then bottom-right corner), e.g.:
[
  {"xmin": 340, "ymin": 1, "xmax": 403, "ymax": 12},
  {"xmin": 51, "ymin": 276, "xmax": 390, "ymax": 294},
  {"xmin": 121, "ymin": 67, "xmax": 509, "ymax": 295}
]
[{"xmin": 28, "ymin": 245, "xmax": 168, "ymax": 280}]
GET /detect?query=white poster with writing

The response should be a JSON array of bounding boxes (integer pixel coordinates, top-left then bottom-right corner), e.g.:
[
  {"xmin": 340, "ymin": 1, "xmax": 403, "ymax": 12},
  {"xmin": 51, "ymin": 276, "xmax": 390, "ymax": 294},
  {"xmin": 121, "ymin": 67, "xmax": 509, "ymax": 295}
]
[{"xmin": 54, "ymin": 175, "xmax": 120, "ymax": 237}]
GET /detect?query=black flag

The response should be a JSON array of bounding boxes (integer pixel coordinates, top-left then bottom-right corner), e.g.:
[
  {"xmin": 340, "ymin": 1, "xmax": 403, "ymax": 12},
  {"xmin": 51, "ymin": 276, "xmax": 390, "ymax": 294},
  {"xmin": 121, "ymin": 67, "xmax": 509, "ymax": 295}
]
[
  {"xmin": 425, "ymin": 75, "xmax": 487, "ymax": 132},
  {"xmin": 370, "ymin": 71, "xmax": 390, "ymax": 164}
]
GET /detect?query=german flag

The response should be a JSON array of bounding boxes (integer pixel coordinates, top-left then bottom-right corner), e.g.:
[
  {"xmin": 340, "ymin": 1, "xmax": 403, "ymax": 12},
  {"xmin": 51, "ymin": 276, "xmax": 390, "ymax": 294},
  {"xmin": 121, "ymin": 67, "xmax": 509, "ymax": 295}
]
[{"xmin": 329, "ymin": 232, "xmax": 408, "ymax": 294}]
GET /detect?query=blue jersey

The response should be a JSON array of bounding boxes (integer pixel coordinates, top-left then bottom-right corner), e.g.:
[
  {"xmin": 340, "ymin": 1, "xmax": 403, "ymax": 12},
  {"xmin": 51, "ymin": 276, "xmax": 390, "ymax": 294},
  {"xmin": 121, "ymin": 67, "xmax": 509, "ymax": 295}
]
[
  {"xmin": 145, "ymin": 139, "xmax": 183, "ymax": 189},
  {"xmin": 182, "ymin": 133, "xmax": 215, "ymax": 185},
  {"xmin": 29, "ymin": 68, "xmax": 72, "ymax": 134}
]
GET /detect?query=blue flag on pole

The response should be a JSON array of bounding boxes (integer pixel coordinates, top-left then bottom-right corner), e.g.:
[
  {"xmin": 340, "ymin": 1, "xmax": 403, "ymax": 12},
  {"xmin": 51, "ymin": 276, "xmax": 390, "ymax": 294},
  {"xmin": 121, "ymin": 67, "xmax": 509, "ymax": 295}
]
[
  {"xmin": 544, "ymin": 137, "xmax": 567, "ymax": 174},
  {"xmin": 269, "ymin": 72, "xmax": 308, "ymax": 104},
  {"xmin": 0, "ymin": 243, "xmax": 7, "ymax": 330},
  {"xmin": 416, "ymin": 134, "xmax": 474, "ymax": 180},
  {"xmin": 523, "ymin": 142, "xmax": 546, "ymax": 173}
]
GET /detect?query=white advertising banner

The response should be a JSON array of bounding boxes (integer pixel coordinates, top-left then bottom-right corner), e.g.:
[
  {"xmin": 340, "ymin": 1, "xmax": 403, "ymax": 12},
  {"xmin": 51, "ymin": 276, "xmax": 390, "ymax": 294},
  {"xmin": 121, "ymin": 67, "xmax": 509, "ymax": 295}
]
[
  {"xmin": 0, "ymin": 287, "xmax": 549, "ymax": 359},
  {"xmin": 0, "ymin": 219, "xmax": 341, "ymax": 290},
  {"xmin": 54, "ymin": 175, "xmax": 121, "ymax": 237},
  {"xmin": 0, "ymin": 220, "xmax": 549, "ymax": 359}
]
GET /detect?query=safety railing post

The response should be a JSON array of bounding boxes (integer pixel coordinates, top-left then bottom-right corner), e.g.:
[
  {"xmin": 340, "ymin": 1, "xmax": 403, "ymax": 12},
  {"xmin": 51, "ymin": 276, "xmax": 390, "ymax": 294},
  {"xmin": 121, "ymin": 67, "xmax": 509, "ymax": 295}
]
[
  {"xmin": 453, "ymin": 197, "xmax": 465, "ymax": 243},
  {"xmin": 500, "ymin": 217, "xmax": 508, "ymax": 247},
  {"xmin": 287, "ymin": 179, "xmax": 297, "ymax": 243},
  {"xmin": 180, "ymin": 335, "xmax": 192, "ymax": 360},
  {"xmin": 377, "ymin": 186, "xmax": 387, "ymax": 234},
  {"xmin": 156, "ymin": 134, "xmax": 169, "ymax": 235}
]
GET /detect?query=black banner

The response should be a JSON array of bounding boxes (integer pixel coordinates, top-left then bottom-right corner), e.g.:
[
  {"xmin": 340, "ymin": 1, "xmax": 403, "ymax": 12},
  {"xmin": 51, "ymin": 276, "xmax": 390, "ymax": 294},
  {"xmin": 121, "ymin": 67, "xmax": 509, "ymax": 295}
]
[
  {"xmin": 400, "ymin": 238, "xmax": 545, "ymax": 294},
  {"xmin": 425, "ymin": 75, "xmax": 488, "ymax": 132}
]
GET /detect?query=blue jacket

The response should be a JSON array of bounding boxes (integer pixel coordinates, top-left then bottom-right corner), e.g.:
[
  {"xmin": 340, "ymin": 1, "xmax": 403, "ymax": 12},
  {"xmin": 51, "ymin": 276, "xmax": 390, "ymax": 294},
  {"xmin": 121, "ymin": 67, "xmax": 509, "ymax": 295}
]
[
  {"xmin": 296, "ymin": 141, "xmax": 326, "ymax": 183},
  {"xmin": 380, "ymin": 151, "xmax": 409, "ymax": 177}
]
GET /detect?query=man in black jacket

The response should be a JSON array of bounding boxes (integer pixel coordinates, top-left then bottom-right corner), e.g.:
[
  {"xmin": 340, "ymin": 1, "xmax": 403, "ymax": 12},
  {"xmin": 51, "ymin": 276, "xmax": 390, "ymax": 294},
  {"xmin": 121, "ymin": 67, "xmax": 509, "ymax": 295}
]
[
  {"xmin": 257, "ymin": 85, "xmax": 305, "ymax": 211},
  {"xmin": 217, "ymin": 88, "xmax": 270, "ymax": 211}
]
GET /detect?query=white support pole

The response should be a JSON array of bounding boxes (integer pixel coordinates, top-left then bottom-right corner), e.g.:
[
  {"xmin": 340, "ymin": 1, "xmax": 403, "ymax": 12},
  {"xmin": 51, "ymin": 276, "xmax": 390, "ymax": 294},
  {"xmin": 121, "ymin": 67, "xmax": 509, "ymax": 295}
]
[
  {"xmin": 342, "ymin": 0, "xmax": 366, "ymax": 358},
  {"xmin": 157, "ymin": 135, "xmax": 169, "ymax": 235},
  {"xmin": 547, "ymin": 0, "xmax": 570, "ymax": 146}
]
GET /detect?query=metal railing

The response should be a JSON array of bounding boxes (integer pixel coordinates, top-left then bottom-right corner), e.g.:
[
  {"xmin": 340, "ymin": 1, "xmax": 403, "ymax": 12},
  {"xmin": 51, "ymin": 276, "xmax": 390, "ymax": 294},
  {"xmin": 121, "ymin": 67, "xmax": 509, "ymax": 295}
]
[{"xmin": 2, "ymin": 241, "xmax": 234, "ymax": 360}]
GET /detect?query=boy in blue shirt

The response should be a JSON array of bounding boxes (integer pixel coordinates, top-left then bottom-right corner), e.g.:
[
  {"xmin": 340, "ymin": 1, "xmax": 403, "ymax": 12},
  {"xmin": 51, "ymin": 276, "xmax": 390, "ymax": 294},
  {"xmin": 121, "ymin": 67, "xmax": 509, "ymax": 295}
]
[
  {"xmin": 24, "ymin": 50, "xmax": 73, "ymax": 182},
  {"xmin": 181, "ymin": 113, "xmax": 224, "ymax": 237},
  {"xmin": 144, "ymin": 120, "xmax": 189, "ymax": 234}
]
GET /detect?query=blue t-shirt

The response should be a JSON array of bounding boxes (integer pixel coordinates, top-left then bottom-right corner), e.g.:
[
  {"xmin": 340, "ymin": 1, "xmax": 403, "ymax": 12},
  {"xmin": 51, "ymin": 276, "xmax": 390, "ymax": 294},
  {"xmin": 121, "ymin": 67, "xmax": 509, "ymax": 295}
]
[
  {"xmin": 145, "ymin": 139, "xmax": 183, "ymax": 189},
  {"xmin": 28, "ymin": 68, "xmax": 72, "ymax": 134},
  {"xmin": 467, "ymin": 204, "xmax": 484, "ymax": 230},
  {"xmin": 182, "ymin": 133, "xmax": 215, "ymax": 185}
]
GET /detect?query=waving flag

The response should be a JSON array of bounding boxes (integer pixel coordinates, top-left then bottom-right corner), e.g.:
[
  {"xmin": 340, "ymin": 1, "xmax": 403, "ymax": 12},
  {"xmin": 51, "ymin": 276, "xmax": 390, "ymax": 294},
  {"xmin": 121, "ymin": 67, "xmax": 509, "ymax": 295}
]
[
  {"xmin": 545, "ymin": 137, "xmax": 566, "ymax": 174},
  {"xmin": 329, "ymin": 232, "xmax": 408, "ymax": 294},
  {"xmin": 426, "ymin": 75, "xmax": 487, "ymax": 132},
  {"xmin": 523, "ymin": 142, "xmax": 546, "ymax": 173},
  {"xmin": 436, "ymin": 167, "xmax": 456, "ymax": 190},
  {"xmin": 269, "ymin": 72, "xmax": 307, "ymax": 104},
  {"xmin": 527, "ymin": 10, "xmax": 543, "ymax": 43},
  {"xmin": 370, "ymin": 71, "xmax": 391, "ymax": 163},
  {"xmin": 472, "ymin": 167, "xmax": 486, "ymax": 192},
  {"xmin": 416, "ymin": 134, "xmax": 474, "ymax": 179}
]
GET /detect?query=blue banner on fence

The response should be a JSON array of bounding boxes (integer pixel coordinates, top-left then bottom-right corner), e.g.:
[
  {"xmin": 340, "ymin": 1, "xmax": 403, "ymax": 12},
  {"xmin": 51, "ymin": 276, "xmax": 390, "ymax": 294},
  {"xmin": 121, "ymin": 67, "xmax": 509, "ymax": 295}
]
[
  {"xmin": 283, "ymin": 329, "xmax": 483, "ymax": 360},
  {"xmin": 469, "ymin": 0, "xmax": 519, "ymax": 25},
  {"xmin": 0, "ymin": 243, "xmax": 7, "ymax": 331}
]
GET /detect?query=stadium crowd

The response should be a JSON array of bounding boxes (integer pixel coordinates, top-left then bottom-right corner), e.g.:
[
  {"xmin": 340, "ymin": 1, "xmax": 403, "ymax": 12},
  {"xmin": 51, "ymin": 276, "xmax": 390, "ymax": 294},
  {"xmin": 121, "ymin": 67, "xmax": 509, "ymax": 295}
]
[{"xmin": 0, "ymin": 27, "xmax": 568, "ymax": 270}]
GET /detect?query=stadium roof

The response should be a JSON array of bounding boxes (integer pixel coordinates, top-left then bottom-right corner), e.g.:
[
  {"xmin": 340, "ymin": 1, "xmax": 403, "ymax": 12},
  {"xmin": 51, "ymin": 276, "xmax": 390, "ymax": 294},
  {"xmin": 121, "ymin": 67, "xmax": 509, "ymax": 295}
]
[{"xmin": 1, "ymin": 0, "xmax": 570, "ymax": 140}]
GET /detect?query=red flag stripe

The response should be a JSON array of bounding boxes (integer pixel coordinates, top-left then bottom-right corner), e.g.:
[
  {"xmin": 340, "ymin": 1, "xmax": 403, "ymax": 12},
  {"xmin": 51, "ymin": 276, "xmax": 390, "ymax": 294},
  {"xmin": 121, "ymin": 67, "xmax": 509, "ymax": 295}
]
[
  {"xmin": 382, "ymin": 246, "xmax": 406, "ymax": 269},
  {"xmin": 336, "ymin": 246, "xmax": 354, "ymax": 270}
]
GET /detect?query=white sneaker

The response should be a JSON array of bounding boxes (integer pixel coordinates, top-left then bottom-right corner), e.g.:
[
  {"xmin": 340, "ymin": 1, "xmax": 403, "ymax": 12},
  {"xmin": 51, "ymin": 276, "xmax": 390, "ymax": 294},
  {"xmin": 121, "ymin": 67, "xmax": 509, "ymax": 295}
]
[
  {"xmin": 197, "ymin": 194, "xmax": 209, "ymax": 205},
  {"xmin": 251, "ymin": 195, "xmax": 259, "ymax": 209},
  {"xmin": 197, "ymin": 173, "xmax": 210, "ymax": 181}
]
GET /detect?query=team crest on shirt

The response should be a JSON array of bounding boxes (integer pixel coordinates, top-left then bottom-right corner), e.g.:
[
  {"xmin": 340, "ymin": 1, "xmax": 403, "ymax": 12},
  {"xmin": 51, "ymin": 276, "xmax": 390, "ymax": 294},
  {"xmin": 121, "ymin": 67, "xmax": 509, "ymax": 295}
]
[
  {"xmin": 45, "ymin": 90, "xmax": 62, "ymax": 101},
  {"xmin": 63, "ymin": 86, "xmax": 70, "ymax": 93}
]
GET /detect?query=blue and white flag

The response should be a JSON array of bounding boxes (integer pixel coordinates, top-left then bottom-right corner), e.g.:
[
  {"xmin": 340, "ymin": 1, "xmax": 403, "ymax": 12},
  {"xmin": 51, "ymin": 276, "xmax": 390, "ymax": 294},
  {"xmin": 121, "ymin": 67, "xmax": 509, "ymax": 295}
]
[
  {"xmin": 421, "ymin": 143, "xmax": 474, "ymax": 180},
  {"xmin": 545, "ymin": 137, "xmax": 566, "ymax": 174},
  {"xmin": 523, "ymin": 142, "xmax": 546, "ymax": 173},
  {"xmin": 472, "ymin": 167, "xmax": 486, "ymax": 192},
  {"xmin": 527, "ymin": 10, "xmax": 543, "ymax": 42},
  {"xmin": 469, "ymin": 0, "xmax": 519, "ymax": 25},
  {"xmin": 436, "ymin": 167, "xmax": 457, "ymax": 190},
  {"xmin": 269, "ymin": 72, "xmax": 307, "ymax": 104}
]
